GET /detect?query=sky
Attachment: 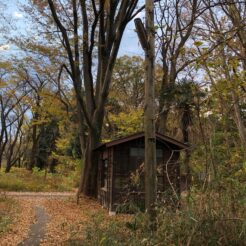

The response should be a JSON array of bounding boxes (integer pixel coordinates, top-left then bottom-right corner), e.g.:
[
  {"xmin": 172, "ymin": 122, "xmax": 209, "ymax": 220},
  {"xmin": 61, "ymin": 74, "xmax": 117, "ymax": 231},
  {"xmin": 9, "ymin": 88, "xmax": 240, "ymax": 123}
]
[{"xmin": 0, "ymin": 0, "xmax": 144, "ymax": 58}]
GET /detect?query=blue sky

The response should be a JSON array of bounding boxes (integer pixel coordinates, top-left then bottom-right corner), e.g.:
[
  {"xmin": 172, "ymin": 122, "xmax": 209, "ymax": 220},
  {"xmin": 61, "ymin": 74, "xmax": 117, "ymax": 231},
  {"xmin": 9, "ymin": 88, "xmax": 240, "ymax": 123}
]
[{"xmin": 0, "ymin": 0, "xmax": 144, "ymax": 58}]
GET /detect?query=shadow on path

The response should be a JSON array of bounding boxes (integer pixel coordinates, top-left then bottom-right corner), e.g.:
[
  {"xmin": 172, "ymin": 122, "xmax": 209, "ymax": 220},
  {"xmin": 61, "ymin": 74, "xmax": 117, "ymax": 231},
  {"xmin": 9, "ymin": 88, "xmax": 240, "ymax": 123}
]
[{"xmin": 18, "ymin": 206, "xmax": 49, "ymax": 246}]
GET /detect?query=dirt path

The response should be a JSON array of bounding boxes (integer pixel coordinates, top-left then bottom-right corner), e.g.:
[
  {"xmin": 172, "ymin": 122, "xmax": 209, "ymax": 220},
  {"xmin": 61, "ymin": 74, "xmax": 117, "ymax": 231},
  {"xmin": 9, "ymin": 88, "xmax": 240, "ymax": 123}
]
[
  {"xmin": 0, "ymin": 192, "xmax": 104, "ymax": 246},
  {"xmin": 18, "ymin": 206, "xmax": 49, "ymax": 246},
  {"xmin": 3, "ymin": 192, "xmax": 74, "ymax": 198}
]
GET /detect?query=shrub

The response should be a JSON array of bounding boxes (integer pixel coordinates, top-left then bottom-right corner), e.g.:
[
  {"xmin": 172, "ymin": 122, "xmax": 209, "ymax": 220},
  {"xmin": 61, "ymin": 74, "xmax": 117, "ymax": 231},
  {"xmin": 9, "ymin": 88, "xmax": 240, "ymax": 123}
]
[
  {"xmin": 0, "ymin": 167, "xmax": 79, "ymax": 192},
  {"xmin": 83, "ymin": 213, "xmax": 131, "ymax": 246},
  {"xmin": 81, "ymin": 188, "xmax": 246, "ymax": 246}
]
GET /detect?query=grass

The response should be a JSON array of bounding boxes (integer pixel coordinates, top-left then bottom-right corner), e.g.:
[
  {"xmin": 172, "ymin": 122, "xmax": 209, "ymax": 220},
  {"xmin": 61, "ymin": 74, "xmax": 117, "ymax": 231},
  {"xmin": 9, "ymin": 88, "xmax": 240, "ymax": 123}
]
[
  {"xmin": 0, "ymin": 167, "xmax": 80, "ymax": 192},
  {"xmin": 79, "ymin": 189, "xmax": 246, "ymax": 246},
  {"xmin": 0, "ymin": 195, "xmax": 17, "ymax": 235}
]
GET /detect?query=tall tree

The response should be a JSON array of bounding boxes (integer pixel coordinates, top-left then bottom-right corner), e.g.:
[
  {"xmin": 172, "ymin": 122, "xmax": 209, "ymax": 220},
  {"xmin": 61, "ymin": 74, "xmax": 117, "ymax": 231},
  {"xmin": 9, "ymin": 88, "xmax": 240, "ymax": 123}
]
[
  {"xmin": 156, "ymin": 0, "xmax": 201, "ymax": 134},
  {"xmin": 198, "ymin": 1, "xmax": 246, "ymax": 152},
  {"xmin": 43, "ymin": 0, "xmax": 141, "ymax": 197},
  {"xmin": 0, "ymin": 62, "xmax": 30, "ymax": 171}
]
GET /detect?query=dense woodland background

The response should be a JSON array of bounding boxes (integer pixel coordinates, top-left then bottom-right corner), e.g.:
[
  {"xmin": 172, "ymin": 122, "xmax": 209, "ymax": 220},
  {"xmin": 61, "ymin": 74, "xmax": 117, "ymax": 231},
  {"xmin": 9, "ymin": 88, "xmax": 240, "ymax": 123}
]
[{"xmin": 0, "ymin": 0, "xmax": 246, "ymax": 244}]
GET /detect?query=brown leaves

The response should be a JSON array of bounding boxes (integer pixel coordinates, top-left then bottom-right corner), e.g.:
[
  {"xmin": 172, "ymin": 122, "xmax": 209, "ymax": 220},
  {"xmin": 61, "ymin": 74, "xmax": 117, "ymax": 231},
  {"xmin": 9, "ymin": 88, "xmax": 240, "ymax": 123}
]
[
  {"xmin": 0, "ymin": 194, "xmax": 131, "ymax": 245},
  {"xmin": 0, "ymin": 197, "xmax": 36, "ymax": 246},
  {"xmin": 40, "ymin": 196, "xmax": 102, "ymax": 245}
]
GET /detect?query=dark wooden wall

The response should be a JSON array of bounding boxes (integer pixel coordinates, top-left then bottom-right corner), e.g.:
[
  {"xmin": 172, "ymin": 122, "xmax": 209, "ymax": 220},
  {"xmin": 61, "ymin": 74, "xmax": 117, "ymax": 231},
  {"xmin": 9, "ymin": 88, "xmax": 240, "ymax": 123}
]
[{"xmin": 109, "ymin": 138, "xmax": 181, "ymax": 210}]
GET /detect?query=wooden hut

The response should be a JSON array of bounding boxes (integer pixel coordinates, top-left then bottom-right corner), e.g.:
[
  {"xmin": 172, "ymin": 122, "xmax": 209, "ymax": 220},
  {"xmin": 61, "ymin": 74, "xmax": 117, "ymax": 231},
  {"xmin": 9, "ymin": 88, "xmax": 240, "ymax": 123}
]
[{"xmin": 95, "ymin": 132, "xmax": 188, "ymax": 213}]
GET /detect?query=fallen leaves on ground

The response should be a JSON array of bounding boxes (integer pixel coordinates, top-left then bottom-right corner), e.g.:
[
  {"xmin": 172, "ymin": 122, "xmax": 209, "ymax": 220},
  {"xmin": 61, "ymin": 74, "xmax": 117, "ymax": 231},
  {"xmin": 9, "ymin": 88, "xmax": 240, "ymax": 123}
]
[
  {"xmin": 0, "ymin": 193, "xmax": 132, "ymax": 246},
  {"xmin": 40, "ymin": 196, "xmax": 102, "ymax": 245},
  {"xmin": 0, "ymin": 197, "xmax": 36, "ymax": 246}
]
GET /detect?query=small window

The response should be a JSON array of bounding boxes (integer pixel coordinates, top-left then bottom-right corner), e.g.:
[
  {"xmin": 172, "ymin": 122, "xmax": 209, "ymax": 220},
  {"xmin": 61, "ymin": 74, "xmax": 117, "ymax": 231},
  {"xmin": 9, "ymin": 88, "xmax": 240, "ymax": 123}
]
[
  {"xmin": 130, "ymin": 147, "xmax": 144, "ymax": 157},
  {"xmin": 130, "ymin": 148, "xmax": 163, "ymax": 158}
]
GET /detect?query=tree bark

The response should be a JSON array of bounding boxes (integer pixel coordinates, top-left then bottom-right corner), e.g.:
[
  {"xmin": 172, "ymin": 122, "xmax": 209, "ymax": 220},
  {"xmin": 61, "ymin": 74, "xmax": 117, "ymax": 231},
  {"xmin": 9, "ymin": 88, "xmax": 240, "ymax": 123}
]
[
  {"xmin": 145, "ymin": 0, "xmax": 157, "ymax": 229},
  {"xmin": 79, "ymin": 128, "xmax": 100, "ymax": 197},
  {"xmin": 182, "ymin": 105, "xmax": 192, "ymax": 190},
  {"xmin": 27, "ymin": 115, "xmax": 38, "ymax": 171},
  {"xmin": 231, "ymin": 91, "xmax": 246, "ymax": 151}
]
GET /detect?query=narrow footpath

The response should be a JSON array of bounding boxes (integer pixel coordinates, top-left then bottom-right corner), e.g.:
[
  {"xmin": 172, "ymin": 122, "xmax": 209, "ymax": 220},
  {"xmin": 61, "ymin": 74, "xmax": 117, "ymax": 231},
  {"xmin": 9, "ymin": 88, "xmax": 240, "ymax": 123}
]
[
  {"xmin": 18, "ymin": 206, "xmax": 49, "ymax": 246},
  {"xmin": 0, "ymin": 192, "xmax": 103, "ymax": 246}
]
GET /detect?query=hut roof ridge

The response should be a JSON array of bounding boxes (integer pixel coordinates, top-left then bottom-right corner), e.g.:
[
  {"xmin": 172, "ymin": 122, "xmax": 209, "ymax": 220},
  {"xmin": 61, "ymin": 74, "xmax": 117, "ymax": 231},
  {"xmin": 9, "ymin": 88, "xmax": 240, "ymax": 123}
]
[{"xmin": 95, "ymin": 132, "xmax": 189, "ymax": 150}]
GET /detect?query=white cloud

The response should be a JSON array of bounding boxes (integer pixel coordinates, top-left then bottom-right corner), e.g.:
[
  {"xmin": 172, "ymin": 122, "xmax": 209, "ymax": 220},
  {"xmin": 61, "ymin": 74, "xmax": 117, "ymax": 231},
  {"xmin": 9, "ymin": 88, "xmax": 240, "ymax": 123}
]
[
  {"xmin": 0, "ymin": 44, "xmax": 10, "ymax": 51},
  {"xmin": 13, "ymin": 11, "xmax": 23, "ymax": 18}
]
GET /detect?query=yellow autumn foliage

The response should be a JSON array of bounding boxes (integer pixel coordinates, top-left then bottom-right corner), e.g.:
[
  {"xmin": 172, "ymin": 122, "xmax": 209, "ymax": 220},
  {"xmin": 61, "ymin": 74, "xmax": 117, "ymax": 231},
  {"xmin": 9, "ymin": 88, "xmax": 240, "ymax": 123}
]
[{"xmin": 109, "ymin": 108, "xmax": 144, "ymax": 137}]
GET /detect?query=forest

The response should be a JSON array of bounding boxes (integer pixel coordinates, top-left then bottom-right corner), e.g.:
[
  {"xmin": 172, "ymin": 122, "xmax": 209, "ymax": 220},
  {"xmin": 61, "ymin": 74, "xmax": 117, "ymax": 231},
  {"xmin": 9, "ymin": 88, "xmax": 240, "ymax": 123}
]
[{"xmin": 0, "ymin": 0, "xmax": 246, "ymax": 245}]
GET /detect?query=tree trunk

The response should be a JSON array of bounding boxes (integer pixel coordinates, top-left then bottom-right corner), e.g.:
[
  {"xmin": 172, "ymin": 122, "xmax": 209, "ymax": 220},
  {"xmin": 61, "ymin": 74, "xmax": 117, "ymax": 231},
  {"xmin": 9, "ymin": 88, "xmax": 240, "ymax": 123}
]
[
  {"xmin": 145, "ymin": 0, "xmax": 157, "ymax": 229},
  {"xmin": 28, "ymin": 120, "xmax": 38, "ymax": 170},
  {"xmin": 76, "ymin": 102, "xmax": 87, "ymax": 158},
  {"xmin": 5, "ymin": 143, "xmax": 15, "ymax": 173},
  {"xmin": 231, "ymin": 91, "xmax": 246, "ymax": 151},
  {"xmin": 158, "ymin": 68, "xmax": 170, "ymax": 134},
  {"xmin": 78, "ymin": 128, "xmax": 100, "ymax": 199},
  {"xmin": 5, "ymin": 162, "xmax": 11, "ymax": 173},
  {"xmin": 182, "ymin": 105, "xmax": 192, "ymax": 190},
  {"xmin": 0, "ymin": 120, "xmax": 8, "ymax": 170},
  {"xmin": 158, "ymin": 108, "xmax": 169, "ymax": 134},
  {"xmin": 0, "ymin": 154, "xmax": 2, "ymax": 169}
]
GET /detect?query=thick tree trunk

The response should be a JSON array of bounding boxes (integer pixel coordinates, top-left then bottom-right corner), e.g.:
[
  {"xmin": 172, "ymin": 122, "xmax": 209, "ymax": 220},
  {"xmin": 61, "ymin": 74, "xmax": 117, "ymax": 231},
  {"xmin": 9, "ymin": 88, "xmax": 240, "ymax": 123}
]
[
  {"xmin": 158, "ymin": 109, "xmax": 169, "ymax": 134},
  {"xmin": 78, "ymin": 129, "xmax": 86, "ymax": 158},
  {"xmin": 77, "ymin": 103, "xmax": 87, "ymax": 158},
  {"xmin": 78, "ymin": 128, "xmax": 100, "ymax": 198},
  {"xmin": 158, "ymin": 70, "xmax": 175, "ymax": 135}
]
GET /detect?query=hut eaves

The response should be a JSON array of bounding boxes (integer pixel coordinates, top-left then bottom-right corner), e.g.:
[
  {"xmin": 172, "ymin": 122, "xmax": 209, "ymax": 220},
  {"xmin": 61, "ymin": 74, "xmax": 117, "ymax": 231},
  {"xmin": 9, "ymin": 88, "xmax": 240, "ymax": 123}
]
[{"xmin": 95, "ymin": 132, "xmax": 189, "ymax": 150}]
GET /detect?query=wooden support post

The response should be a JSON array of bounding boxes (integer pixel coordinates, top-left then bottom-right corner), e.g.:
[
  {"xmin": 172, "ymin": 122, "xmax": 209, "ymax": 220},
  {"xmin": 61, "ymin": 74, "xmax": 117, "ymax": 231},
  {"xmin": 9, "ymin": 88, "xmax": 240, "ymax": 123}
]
[{"xmin": 135, "ymin": 0, "xmax": 157, "ymax": 229}]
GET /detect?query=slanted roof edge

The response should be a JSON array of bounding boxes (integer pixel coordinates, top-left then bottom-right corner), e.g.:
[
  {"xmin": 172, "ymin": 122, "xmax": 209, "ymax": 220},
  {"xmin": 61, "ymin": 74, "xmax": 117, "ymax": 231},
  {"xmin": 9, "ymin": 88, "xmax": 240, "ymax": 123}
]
[{"xmin": 94, "ymin": 132, "xmax": 189, "ymax": 151}]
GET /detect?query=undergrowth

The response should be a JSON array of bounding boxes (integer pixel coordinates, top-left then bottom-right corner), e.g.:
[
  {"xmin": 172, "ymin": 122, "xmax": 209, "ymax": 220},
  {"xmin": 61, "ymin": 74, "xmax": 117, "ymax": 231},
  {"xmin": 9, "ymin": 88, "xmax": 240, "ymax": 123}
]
[
  {"xmin": 81, "ymin": 187, "xmax": 246, "ymax": 246},
  {"xmin": 0, "ymin": 195, "xmax": 17, "ymax": 235},
  {"xmin": 0, "ymin": 167, "xmax": 80, "ymax": 192}
]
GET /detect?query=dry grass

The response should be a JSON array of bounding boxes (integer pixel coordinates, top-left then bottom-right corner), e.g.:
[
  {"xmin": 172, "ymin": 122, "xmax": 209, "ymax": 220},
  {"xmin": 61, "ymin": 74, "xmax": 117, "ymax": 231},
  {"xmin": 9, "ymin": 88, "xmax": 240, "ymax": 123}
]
[{"xmin": 0, "ymin": 168, "xmax": 78, "ymax": 192}]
